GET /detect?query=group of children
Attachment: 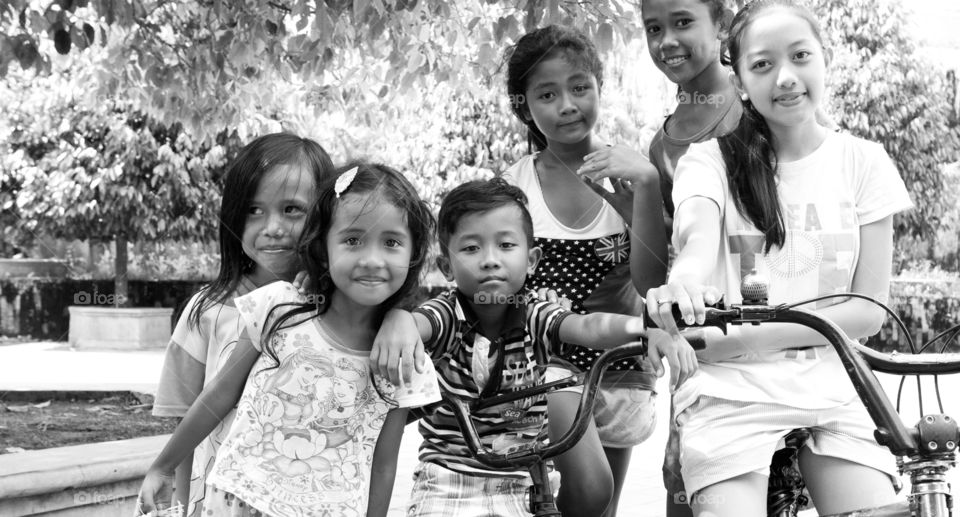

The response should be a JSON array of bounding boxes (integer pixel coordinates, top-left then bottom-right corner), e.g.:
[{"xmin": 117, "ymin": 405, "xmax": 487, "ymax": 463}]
[{"xmin": 137, "ymin": 1, "xmax": 915, "ymax": 516}]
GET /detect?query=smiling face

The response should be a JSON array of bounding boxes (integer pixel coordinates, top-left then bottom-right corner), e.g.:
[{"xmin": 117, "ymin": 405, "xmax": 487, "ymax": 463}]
[
  {"xmin": 296, "ymin": 362, "xmax": 324, "ymax": 386},
  {"xmin": 441, "ymin": 204, "xmax": 540, "ymax": 305},
  {"xmin": 325, "ymin": 193, "xmax": 412, "ymax": 309},
  {"xmin": 642, "ymin": 0, "xmax": 723, "ymax": 88},
  {"xmin": 241, "ymin": 163, "xmax": 317, "ymax": 286},
  {"xmin": 333, "ymin": 377, "xmax": 359, "ymax": 405},
  {"xmin": 523, "ymin": 52, "xmax": 600, "ymax": 148},
  {"xmin": 731, "ymin": 7, "xmax": 827, "ymax": 134}
]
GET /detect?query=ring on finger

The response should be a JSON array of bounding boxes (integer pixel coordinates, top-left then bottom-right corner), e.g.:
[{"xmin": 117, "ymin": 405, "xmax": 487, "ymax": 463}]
[{"xmin": 657, "ymin": 298, "xmax": 674, "ymax": 306}]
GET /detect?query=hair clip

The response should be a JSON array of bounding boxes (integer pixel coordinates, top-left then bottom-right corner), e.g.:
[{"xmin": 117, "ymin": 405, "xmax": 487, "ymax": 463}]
[{"xmin": 335, "ymin": 167, "xmax": 359, "ymax": 198}]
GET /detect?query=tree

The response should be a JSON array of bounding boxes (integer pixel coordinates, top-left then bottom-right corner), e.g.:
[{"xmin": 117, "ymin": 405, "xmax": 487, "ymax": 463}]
[
  {"xmin": 1, "ymin": 61, "xmax": 239, "ymax": 304},
  {"xmin": 4, "ymin": 0, "xmax": 957, "ymax": 266},
  {"xmin": 0, "ymin": 0, "xmax": 643, "ymax": 141},
  {"xmin": 815, "ymin": 0, "xmax": 960, "ymax": 251}
]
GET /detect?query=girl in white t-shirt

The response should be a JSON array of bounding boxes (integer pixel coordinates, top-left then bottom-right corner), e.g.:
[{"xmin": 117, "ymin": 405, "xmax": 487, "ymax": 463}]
[
  {"xmin": 152, "ymin": 133, "xmax": 334, "ymax": 517},
  {"xmin": 645, "ymin": 1, "xmax": 913, "ymax": 516},
  {"xmin": 137, "ymin": 162, "xmax": 438, "ymax": 517}
]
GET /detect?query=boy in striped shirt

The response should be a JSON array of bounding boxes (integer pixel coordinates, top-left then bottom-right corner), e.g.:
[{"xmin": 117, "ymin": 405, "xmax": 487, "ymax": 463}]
[{"xmin": 382, "ymin": 178, "xmax": 689, "ymax": 516}]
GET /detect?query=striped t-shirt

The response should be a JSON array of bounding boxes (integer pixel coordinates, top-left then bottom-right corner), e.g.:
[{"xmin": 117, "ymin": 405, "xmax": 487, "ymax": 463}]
[{"xmin": 414, "ymin": 289, "xmax": 570, "ymax": 477}]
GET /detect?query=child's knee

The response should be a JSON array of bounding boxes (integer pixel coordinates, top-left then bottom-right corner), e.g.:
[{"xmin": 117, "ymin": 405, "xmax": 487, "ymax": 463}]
[{"xmin": 557, "ymin": 467, "xmax": 614, "ymax": 513}]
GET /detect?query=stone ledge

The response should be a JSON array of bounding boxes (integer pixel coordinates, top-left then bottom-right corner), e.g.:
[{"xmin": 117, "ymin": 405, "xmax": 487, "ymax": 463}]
[
  {"xmin": 0, "ymin": 435, "xmax": 168, "ymax": 516},
  {"xmin": 68, "ymin": 307, "xmax": 173, "ymax": 350}
]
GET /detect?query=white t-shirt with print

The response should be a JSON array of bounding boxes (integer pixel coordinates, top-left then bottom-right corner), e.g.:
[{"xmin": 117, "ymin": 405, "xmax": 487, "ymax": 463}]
[
  {"xmin": 206, "ymin": 282, "xmax": 395, "ymax": 517},
  {"xmin": 671, "ymin": 132, "xmax": 913, "ymax": 412}
]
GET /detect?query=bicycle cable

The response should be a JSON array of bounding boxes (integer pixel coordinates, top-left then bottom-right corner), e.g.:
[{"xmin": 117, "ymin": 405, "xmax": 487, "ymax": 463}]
[
  {"xmin": 932, "ymin": 326, "xmax": 960, "ymax": 414},
  {"xmin": 772, "ymin": 293, "xmax": 945, "ymax": 416}
]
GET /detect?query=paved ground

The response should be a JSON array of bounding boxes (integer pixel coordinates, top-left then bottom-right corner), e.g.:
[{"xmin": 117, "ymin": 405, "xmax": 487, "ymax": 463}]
[
  {"xmin": 3, "ymin": 341, "xmax": 960, "ymax": 517},
  {"xmin": 0, "ymin": 341, "xmax": 670, "ymax": 515}
]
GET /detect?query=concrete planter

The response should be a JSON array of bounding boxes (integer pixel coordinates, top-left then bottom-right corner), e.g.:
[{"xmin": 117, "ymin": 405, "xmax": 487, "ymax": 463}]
[
  {"xmin": 68, "ymin": 307, "xmax": 173, "ymax": 350},
  {"xmin": 0, "ymin": 259, "xmax": 68, "ymax": 279},
  {"xmin": 0, "ymin": 435, "xmax": 167, "ymax": 516}
]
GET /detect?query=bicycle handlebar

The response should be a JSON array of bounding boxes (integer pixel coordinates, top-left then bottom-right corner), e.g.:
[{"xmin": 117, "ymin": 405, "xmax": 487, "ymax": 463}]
[
  {"xmin": 674, "ymin": 303, "xmax": 960, "ymax": 456},
  {"xmin": 445, "ymin": 298, "xmax": 960, "ymax": 470},
  {"xmin": 442, "ymin": 342, "xmax": 649, "ymax": 469}
]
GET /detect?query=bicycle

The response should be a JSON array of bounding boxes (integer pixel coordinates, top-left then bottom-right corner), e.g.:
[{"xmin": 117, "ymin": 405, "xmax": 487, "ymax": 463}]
[{"xmin": 439, "ymin": 275, "xmax": 960, "ymax": 517}]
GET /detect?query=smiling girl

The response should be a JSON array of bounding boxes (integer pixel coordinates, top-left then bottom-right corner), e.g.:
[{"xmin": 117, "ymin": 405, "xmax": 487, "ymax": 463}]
[{"xmin": 644, "ymin": 1, "xmax": 914, "ymax": 515}]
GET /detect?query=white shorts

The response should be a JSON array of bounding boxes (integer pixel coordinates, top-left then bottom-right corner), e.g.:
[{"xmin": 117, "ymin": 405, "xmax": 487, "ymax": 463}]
[
  {"xmin": 677, "ymin": 396, "xmax": 898, "ymax": 498},
  {"xmin": 544, "ymin": 366, "xmax": 657, "ymax": 448}
]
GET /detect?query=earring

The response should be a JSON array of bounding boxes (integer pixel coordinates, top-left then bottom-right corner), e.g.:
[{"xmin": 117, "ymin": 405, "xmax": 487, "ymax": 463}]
[{"xmin": 740, "ymin": 93, "xmax": 749, "ymax": 101}]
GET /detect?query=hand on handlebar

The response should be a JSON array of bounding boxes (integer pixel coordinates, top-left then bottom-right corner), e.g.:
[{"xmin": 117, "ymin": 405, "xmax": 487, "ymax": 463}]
[
  {"xmin": 536, "ymin": 288, "xmax": 572, "ymax": 310},
  {"xmin": 645, "ymin": 282, "xmax": 723, "ymax": 335},
  {"xmin": 645, "ymin": 328, "xmax": 698, "ymax": 390}
]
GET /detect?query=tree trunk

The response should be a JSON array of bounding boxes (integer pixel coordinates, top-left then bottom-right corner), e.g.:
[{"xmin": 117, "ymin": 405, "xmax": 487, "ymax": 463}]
[{"xmin": 114, "ymin": 234, "xmax": 129, "ymax": 307}]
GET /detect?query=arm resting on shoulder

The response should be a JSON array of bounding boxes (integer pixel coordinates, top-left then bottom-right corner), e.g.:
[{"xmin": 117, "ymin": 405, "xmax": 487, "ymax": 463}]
[{"xmin": 370, "ymin": 309, "xmax": 434, "ymax": 385}]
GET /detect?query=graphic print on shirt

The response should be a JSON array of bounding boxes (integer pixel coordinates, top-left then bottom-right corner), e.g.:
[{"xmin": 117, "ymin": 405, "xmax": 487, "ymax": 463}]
[
  {"xmin": 729, "ymin": 202, "xmax": 856, "ymax": 296},
  {"xmin": 531, "ymin": 233, "xmax": 646, "ymax": 371},
  {"xmin": 493, "ymin": 343, "xmax": 547, "ymax": 455},
  {"xmin": 727, "ymin": 201, "xmax": 857, "ymax": 362},
  {"xmin": 593, "ymin": 232, "xmax": 629, "ymax": 263},
  {"xmin": 226, "ymin": 336, "xmax": 388, "ymax": 511}
]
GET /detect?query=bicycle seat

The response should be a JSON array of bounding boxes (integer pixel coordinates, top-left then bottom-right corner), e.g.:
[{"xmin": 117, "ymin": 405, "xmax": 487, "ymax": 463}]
[{"xmin": 768, "ymin": 428, "xmax": 812, "ymax": 516}]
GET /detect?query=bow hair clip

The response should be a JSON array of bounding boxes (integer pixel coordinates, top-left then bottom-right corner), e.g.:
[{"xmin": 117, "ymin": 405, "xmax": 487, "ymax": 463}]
[{"xmin": 335, "ymin": 167, "xmax": 359, "ymax": 198}]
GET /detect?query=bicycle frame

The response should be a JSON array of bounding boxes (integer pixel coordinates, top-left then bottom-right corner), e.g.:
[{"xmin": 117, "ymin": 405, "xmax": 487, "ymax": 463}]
[
  {"xmin": 441, "ymin": 342, "xmax": 648, "ymax": 517},
  {"xmin": 440, "ymin": 296, "xmax": 960, "ymax": 517}
]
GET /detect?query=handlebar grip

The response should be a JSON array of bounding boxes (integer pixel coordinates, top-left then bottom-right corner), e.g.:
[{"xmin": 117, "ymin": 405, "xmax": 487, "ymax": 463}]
[
  {"xmin": 644, "ymin": 297, "xmax": 728, "ymax": 334},
  {"xmin": 683, "ymin": 330, "xmax": 707, "ymax": 350}
]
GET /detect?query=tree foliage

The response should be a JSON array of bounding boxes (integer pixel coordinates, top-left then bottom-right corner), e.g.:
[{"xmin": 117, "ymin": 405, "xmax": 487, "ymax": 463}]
[
  {"xmin": 1, "ymin": 54, "xmax": 241, "ymax": 300},
  {"xmin": 2, "ymin": 0, "xmax": 958, "ymax": 275},
  {"xmin": 2, "ymin": 68, "xmax": 234, "ymax": 248},
  {"xmin": 815, "ymin": 0, "xmax": 960, "ymax": 247},
  {"xmin": 0, "ymin": 0, "xmax": 643, "ymax": 140}
]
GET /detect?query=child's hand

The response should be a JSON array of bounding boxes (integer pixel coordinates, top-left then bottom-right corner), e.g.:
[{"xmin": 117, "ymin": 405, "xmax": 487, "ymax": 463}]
[
  {"xmin": 292, "ymin": 270, "xmax": 313, "ymax": 295},
  {"xmin": 135, "ymin": 468, "xmax": 175, "ymax": 516},
  {"xmin": 579, "ymin": 144, "xmax": 655, "ymax": 184},
  {"xmin": 578, "ymin": 144, "xmax": 658, "ymax": 224},
  {"xmin": 371, "ymin": 309, "xmax": 426, "ymax": 385},
  {"xmin": 645, "ymin": 329, "xmax": 698, "ymax": 390},
  {"xmin": 535, "ymin": 287, "xmax": 572, "ymax": 310},
  {"xmin": 645, "ymin": 282, "xmax": 722, "ymax": 335}
]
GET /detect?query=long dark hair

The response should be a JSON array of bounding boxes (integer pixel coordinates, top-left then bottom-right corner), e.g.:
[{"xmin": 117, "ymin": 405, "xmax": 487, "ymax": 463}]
[
  {"xmin": 718, "ymin": 0, "xmax": 824, "ymax": 253},
  {"xmin": 189, "ymin": 133, "xmax": 334, "ymax": 330},
  {"xmin": 262, "ymin": 161, "xmax": 436, "ymax": 366},
  {"xmin": 505, "ymin": 25, "xmax": 604, "ymax": 152}
]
